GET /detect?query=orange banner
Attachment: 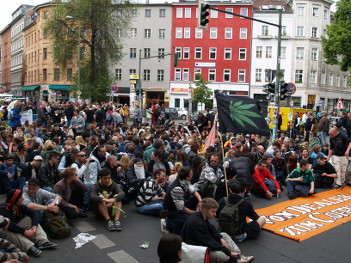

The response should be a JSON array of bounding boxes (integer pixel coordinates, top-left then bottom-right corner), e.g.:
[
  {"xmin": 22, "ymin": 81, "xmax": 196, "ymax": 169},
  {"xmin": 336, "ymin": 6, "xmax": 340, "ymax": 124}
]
[{"xmin": 255, "ymin": 187, "xmax": 351, "ymax": 242}]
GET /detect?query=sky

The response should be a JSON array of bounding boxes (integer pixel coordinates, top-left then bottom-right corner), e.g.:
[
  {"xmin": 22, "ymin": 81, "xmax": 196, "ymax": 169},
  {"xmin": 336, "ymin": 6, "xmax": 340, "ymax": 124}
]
[{"xmin": 0, "ymin": 0, "xmax": 339, "ymax": 31}]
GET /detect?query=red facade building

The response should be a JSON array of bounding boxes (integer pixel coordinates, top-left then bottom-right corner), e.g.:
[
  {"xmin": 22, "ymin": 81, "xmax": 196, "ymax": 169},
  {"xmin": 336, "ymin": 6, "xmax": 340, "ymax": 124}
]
[{"xmin": 170, "ymin": 1, "xmax": 253, "ymax": 109}]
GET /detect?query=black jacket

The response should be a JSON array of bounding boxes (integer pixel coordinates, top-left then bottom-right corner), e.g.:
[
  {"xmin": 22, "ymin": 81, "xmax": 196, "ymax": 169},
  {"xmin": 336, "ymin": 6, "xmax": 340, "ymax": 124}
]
[
  {"xmin": 37, "ymin": 162, "xmax": 60, "ymax": 188},
  {"xmin": 231, "ymin": 156, "xmax": 254, "ymax": 186},
  {"xmin": 19, "ymin": 162, "xmax": 40, "ymax": 181}
]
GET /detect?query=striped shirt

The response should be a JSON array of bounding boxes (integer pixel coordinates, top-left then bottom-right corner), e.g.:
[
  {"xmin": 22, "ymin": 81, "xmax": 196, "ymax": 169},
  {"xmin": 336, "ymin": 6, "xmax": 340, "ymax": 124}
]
[{"xmin": 135, "ymin": 179, "xmax": 164, "ymax": 207}]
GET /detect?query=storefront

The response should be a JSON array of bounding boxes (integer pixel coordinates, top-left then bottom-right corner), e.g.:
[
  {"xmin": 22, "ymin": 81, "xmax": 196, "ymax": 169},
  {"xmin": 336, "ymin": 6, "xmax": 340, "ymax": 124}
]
[
  {"xmin": 110, "ymin": 87, "xmax": 130, "ymax": 105},
  {"xmin": 49, "ymin": 85, "xmax": 71, "ymax": 102},
  {"xmin": 20, "ymin": 85, "xmax": 40, "ymax": 102}
]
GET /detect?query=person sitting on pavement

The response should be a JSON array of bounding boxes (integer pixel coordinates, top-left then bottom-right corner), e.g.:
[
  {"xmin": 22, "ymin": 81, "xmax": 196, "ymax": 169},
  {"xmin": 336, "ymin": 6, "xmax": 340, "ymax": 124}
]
[
  {"xmin": 0, "ymin": 189, "xmax": 57, "ymax": 257},
  {"xmin": 286, "ymin": 159, "xmax": 315, "ymax": 199},
  {"xmin": 181, "ymin": 197, "xmax": 254, "ymax": 263},
  {"xmin": 135, "ymin": 168, "xmax": 166, "ymax": 216},
  {"xmin": 313, "ymin": 155, "xmax": 337, "ymax": 188},
  {"xmin": 163, "ymin": 166, "xmax": 202, "ymax": 235},
  {"xmin": 37, "ymin": 151, "xmax": 61, "ymax": 192},
  {"xmin": 157, "ymin": 234, "xmax": 182, "ymax": 263},
  {"xmin": 53, "ymin": 167, "xmax": 88, "ymax": 220},
  {"xmin": 19, "ymin": 155, "xmax": 43, "ymax": 181},
  {"xmin": 271, "ymin": 150, "xmax": 286, "ymax": 184},
  {"xmin": 90, "ymin": 167, "xmax": 125, "ymax": 231},
  {"xmin": 88, "ymin": 145, "xmax": 109, "ymax": 184},
  {"xmin": 0, "ymin": 154, "xmax": 26, "ymax": 194},
  {"xmin": 22, "ymin": 178, "xmax": 62, "ymax": 225},
  {"xmin": 218, "ymin": 181, "xmax": 267, "ymax": 243}
]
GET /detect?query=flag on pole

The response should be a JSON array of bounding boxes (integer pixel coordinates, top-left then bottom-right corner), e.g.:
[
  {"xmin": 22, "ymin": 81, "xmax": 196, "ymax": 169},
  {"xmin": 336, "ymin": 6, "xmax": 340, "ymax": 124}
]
[
  {"xmin": 216, "ymin": 92, "xmax": 270, "ymax": 136},
  {"xmin": 203, "ymin": 120, "xmax": 217, "ymax": 153}
]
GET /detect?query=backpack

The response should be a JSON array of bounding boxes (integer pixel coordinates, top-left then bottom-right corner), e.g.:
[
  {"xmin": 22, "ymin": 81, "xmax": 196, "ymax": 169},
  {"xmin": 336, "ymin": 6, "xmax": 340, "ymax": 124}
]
[
  {"xmin": 7, "ymin": 110, "xmax": 14, "ymax": 121},
  {"xmin": 44, "ymin": 211, "xmax": 71, "ymax": 239},
  {"xmin": 219, "ymin": 198, "xmax": 244, "ymax": 238},
  {"xmin": 106, "ymin": 112, "xmax": 112, "ymax": 122}
]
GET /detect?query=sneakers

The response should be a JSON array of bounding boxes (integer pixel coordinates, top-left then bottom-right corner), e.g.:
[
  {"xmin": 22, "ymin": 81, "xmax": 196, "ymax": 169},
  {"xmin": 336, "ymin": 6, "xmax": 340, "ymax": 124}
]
[
  {"xmin": 160, "ymin": 218, "xmax": 170, "ymax": 235},
  {"xmin": 114, "ymin": 220, "xmax": 122, "ymax": 231},
  {"xmin": 288, "ymin": 192, "xmax": 296, "ymax": 200},
  {"xmin": 27, "ymin": 246, "xmax": 41, "ymax": 257},
  {"xmin": 107, "ymin": 219, "xmax": 115, "ymax": 231},
  {"xmin": 78, "ymin": 209, "xmax": 88, "ymax": 218},
  {"xmin": 38, "ymin": 241, "xmax": 58, "ymax": 250},
  {"xmin": 244, "ymin": 192, "xmax": 251, "ymax": 200},
  {"xmin": 238, "ymin": 255, "xmax": 255, "ymax": 263},
  {"xmin": 234, "ymin": 232, "xmax": 247, "ymax": 243}
]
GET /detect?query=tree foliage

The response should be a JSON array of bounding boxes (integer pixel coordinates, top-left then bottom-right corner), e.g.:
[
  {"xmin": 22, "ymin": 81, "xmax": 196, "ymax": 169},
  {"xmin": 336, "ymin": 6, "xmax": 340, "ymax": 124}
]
[
  {"xmin": 192, "ymin": 73, "xmax": 213, "ymax": 107},
  {"xmin": 45, "ymin": 0, "xmax": 134, "ymax": 100},
  {"xmin": 322, "ymin": 0, "xmax": 351, "ymax": 72}
]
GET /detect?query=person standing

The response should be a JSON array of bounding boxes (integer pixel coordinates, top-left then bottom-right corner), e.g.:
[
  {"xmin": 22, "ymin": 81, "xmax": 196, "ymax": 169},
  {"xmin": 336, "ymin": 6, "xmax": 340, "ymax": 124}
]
[
  {"xmin": 327, "ymin": 128, "xmax": 351, "ymax": 188},
  {"xmin": 293, "ymin": 112, "xmax": 301, "ymax": 139},
  {"xmin": 304, "ymin": 112, "xmax": 315, "ymax": 143},
  {"xmin": 70, "ymin": 110, "xmax": 85, "ymax": 137},
  {"xmin": 317, "ymin": 112, "xmax": 329, "ymax": 145}
]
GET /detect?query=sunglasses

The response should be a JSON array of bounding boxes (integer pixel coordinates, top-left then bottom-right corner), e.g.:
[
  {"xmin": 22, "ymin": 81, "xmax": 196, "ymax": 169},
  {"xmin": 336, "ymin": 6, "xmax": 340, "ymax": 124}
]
[{"xmin": 78, "ymin": 155, "xmax": 86, "ymax": 157}]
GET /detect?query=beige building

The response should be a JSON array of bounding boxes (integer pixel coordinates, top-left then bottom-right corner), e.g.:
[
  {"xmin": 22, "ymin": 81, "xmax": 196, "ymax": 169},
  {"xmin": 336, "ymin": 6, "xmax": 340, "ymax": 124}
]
[{"xmin": 22, "ymin": 2, "xmax": 74, "ymax": 102}]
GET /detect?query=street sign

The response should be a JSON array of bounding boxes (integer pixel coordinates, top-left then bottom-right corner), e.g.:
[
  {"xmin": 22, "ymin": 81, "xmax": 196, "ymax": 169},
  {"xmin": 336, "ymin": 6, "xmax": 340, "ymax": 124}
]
[
  {"xmin": 290, "ymin": 100, "xmax": 294, "ymax": 107},
  {"xmin": 111, "ymin": 85, "xmax": 118, "ymax": 92},
  {"xmin": 276, "ymin": 71, "xmax": 284, "ymax": 79},
  {"xmin": 194, "ymin": 62, "xmax": 216, "ymax": 68},
  {"xmin": 336, "ymin": 99, "xmax": 345, "ymax": 109},
  {"xmin": 286, "ymin": 83, "xmax": 296, "ymax": 95},
  {"xmin": 76, "ymin": 91, "xmax": 82, "ymax": 96},
  {"xmin": 130, "ymin": 84, "xmax": 135, "ymax": 93}
]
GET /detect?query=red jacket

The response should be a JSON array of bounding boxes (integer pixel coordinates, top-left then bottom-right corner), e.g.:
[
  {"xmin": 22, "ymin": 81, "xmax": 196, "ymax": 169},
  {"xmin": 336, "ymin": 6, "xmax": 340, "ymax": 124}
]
[{"xmin": 253, "ymin": 167, "xmax": 281, "ymax": 192}]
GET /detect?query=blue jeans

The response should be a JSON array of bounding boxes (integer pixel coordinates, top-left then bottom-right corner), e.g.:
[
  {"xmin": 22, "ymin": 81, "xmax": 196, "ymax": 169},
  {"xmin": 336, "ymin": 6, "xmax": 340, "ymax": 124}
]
[
  {"xmin": 0, "ymin": 176, "xmax": 26, "ymax": 194},
  {"xmin": 36, "ymin": 199, "xmax": 54, "ymax": 225},
  {"xmin": 137, "ymin": 200, "xmax": 164, "ymax": 216},
  {"xmin": 317, "ymin": 131, "xmax": 327, "ymax": 145},
  {"xmin": 83, "ymin": 182, "xmax": 94, "ymax": 209}
]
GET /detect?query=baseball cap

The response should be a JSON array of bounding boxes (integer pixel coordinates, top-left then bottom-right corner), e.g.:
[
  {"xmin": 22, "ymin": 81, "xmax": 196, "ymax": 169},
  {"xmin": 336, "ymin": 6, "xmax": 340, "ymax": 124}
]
[
  {"xmin": 34, "ymin": 155, "xmax": 43, "ymax": 161},
  {"xmin": 28, "ymin": 178, "xmax": 41, "ymax": 187}
]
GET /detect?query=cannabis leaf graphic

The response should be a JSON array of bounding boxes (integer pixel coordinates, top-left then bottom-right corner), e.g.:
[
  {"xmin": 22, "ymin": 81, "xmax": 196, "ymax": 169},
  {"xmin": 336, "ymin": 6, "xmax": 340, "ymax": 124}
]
[{"xmin": 229, "ymin": 101, "xmax": 261, "ymax": 129}]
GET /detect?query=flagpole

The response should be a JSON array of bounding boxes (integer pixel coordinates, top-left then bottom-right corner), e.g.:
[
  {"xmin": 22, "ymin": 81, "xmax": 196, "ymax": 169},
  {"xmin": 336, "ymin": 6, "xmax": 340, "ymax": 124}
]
[{"xmin": 218, "ymin": 130, "xmax": 229, "ymax": 197}]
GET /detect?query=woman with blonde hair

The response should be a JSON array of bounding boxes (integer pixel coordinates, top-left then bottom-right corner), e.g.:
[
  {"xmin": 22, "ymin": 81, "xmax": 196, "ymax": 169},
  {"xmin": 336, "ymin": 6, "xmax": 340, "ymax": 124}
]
[
  {"xmin": 40, "ymin": 140, "xmax": 56, "ymax": 162},
  {"xmin": 75, "ymin": 135, "xmax": 87, "ymax": 152}
]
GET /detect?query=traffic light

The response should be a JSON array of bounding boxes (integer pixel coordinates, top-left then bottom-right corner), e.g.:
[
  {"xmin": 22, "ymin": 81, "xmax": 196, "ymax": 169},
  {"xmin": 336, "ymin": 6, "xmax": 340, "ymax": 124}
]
[
  {"xmin": 263, "ymin": 82, "xmax": 275, "ymax": 101},
  {"xmin": 174, "ymin": 53, "xmax": 179, "ymax": 67},
  {"xmin": 280, "ymin": 81, "xmax": 288, "ymax": 100},
  {"xmin": 198, "ymin": 1, "xmax": 210, "ymax": 29}
]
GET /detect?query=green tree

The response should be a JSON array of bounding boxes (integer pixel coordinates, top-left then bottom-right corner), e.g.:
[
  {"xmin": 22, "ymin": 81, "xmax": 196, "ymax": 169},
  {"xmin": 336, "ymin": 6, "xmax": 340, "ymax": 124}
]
[
  {"xmin": 322, "ymin": 0, "xmax": 351, "ymax": 72},
  {"xmin": 45, "ymin": 0, "xmax": 134, "ymax": 100},
  {"xmin": 192, "ymin": 73, "xmax": 213, "ymax": 108}
]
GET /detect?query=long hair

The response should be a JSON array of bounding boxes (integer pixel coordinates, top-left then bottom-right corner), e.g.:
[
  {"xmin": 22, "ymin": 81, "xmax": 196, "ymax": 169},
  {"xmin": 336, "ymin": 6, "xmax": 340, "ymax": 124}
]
[{"xmin": 157, "ymin": 234, "xmax": 182, "ymax": 263}]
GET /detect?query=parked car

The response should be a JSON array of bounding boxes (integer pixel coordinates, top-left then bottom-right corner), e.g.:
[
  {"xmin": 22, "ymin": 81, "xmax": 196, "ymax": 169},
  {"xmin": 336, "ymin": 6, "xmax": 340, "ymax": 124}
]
[
  {"xmin": 329, "ymin": 116, "xmax": 340, "ymax": 128},
  {"xmin": 164, "ymin": 108, "xmax": 178, "ymax": 120},
  {"xmin": 175, "ymin": 107, "xmax": 188, "ymax": 120}
]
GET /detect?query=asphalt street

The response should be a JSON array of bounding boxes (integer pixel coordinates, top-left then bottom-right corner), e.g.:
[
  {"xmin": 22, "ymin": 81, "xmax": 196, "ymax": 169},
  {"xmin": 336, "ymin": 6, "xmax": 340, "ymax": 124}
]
[{"xmin": 15, "ymin": 187, "xmax": 348, "ymax": 263}]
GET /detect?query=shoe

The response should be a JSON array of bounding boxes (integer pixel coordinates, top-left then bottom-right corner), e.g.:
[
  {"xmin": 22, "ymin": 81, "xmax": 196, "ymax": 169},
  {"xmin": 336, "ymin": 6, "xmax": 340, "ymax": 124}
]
[
  {"xmin": 160, "ymin": 218, "xmax": 170, "ymax": 235},
  {"xmin": 288, "ymin": 192, "xmax": 296, "ymax": 200},
  {"xmin": 107, "ymin": 219, "xmax": 115, "ymax": 231},
  {"xmin": 27, "ymin": 246, "xmax": 41, "ymax": 257},
  {"xmin": 234, "ymin": 232, "xmax": 247, "ymax": 243},
  {"xmin": 238, "ymin": 255, "xmax": 255, "ymax": 263},
  {"xmin": 333, "ymin": 184, "xmax": 342, "ymax": 189},
  {"xmin": 114, "ymin": 220, "xmax": 122, "ymax": 231},
  {"xmin": 78, "ymin": 210, "xmax": 88, "ymax": 218},
  {"xmin": 38, "ymin": 241, "xmax": 58, "ymax": 250},
  {"xmin": 160, "ymin": 209, "xmax": 169, "ymax": 218},
  {"xmin": 244, "ymin": 192, "xmax": 251, "ymax": 200}
]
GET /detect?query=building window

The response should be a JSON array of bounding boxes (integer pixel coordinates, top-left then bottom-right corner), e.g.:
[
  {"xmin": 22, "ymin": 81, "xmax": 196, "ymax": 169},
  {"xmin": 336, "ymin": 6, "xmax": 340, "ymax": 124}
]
[
  {"xmin": 183, "ymin": 47, "xmax": 190, "ymax": 59},
  {"xmin": 296, "ymin": 26, "xmax": 304, "ymax": 37},
  {"xmin": 54, "ymin": 68, "xmax": 60, "ymax": 81},
  {"xmin": 144, "ymin": 48, "xmax": 150, "ymax": 58},
  {"xmin": 256, "ymin": 46, "xmax": 262, "ymax": 58},
  {"xmin": 175, "ymin": 68, "xmax": 181, "ymax": 80},
  {"xmin": 144, "ymin": 29, "xmax": 151, "ymax": 38},
  {"xmin": 281, "ymin": 46, "xmax": 286, "ymax": 59},
  {"xmin": 343, "ymin": 76, "xmax": 348, "ymax": 88},
  {"xmin": 297, "ymin": 6, "xmax": 305, "ymax": 16},
  {"xmin": 176, "ymin": 8, "xmax": 183, "ymax": 18},
  {"xmin": 43, "ymin": 11, "xmax": 48, "ymax": 19},
  {"xmin": 321, "ymin": 72, "xmax": 326, "ymax": 85},
  {"xmin": 312, "ymin": 7, "xmax": 319, "ymax": 17},
  {"xmin": 209, "ymin": 48, "xmax": 216, "ymax": 59},
  {"xmin": 157, "ymin": 70, "xmax": 164, "ymax": 81},
  {"xmin": 130, "ymin": 28, "xmax": 137, "ymax": 38},
  {"xmin": 311, "ymin": 27, "xmax": 317, "ymax": 38},
  {"xmin": 195, "ymin": 47, "xmax": 202, "ymax": 59},
  {"xmin": 209, "ymin": 69, "xmax": 216, "ymax": 81},
  {"xmin": 296, "ymin": 47, "xmax": 304, "ymax": 60},
  {"xmin": 211, "ymin": 10, "xmax": 218, "ymax": 18},
  {"xmin": 175, "ymin": 47, "xmax": 182, "ymax": 60},
  {"xmin": 174, "ymin": 98, "xmax": 180, "ymax": 107},
  {"xmin": 116, "ymin": 28, "xmax": 122, "ymax": 38},
  {"xmin": 324, "ymin": 9, "xmax": 328, "ymax": 19},
  {"xmin": 225, "ymin": 28, "xmax": 232, "ymax": 39},
  {"xmin": 310, "ymin": 70, "xmax": 317, "ymax": 84},
  {"xmin": 336, "ymin": 75, "xmax": 340, "ymax": 87},
  {"xmin": 131, "ymin": 9, "xmax": 138, "ymax": 17},
  {"xmin": 158, "ymin": 48, "xmax": 165, "ymax": 59},
  {"xmin": 183, "ymin": 69, "xmax": 189, "ymax": 81},
  {"xmin": 262, "ymin": 25, "xmax": 268, "ymax": 36},
  {"xmin": 255, "ymin": 69, "xmax": 262, "ymax": 82},
  {"xmin": 238, "ymin": 70, "xmax": 245, "ymax": 82},
  {"xmin": 115, "ymin": 69, "xmax": 122, "ymax": 80},
  {"xmin": 311, "ymin": 48, "xmax": 318, "ymax": 60},
  {"xmin": 240, "ymin": 8, "xmax": 248, "ymax": 16},
  {"xmin": 224, "ymin": 69, "xmax": 231, "ymax": 82},
  {"xmin": 43, "ymin": 69, "xmax": 47, "ymax": 81},
  {"xmin": 185, "ymin": 8, "xmax": 191, "ymax": 18},
  {"xmin": 159, "ymin": 9, "xmax": 166, "ymax": 17},
  {"xmin": 225, "ymin": 8, "xmax": 233, "ymax": 18},
  {"xmin": 176, "ymin": 27, "xmax": 182, "ymax": 38},
  {"xmin": 144, "ymin": 69, "xmax": 150, "ymax": 81},
  {"xmin": 43, "ymin": 48, "xmax": 47, "ymax": 59},
  {"xmin": 184, "ymin": 27, "xmax": 190, "ymax": 38},
  {"xmin": 240, "ymin": 28, "xmax": 247, "ymax": 39},
  {"xmin": 295, "ymin": 70, "xmax": 303, "ymax": 83},
  {"xmin": 266, "ymin": 46, "xmax": 272, "ymax": 58},
  {"xmin": 130, "ymin": 48, "xmax": 136, "ymax": 58},
  {"xmin": 195, "ymin": 28, "xmax": 203, "ymax": 39},
  {"xmin": 43, "ymin": 29, "xmax": 48, "ymax": 39},
  {"xmin": 145, "ymin": 9, "xmax": 151, "ymax": 17},
  {"xmin": 224, "ymin": 48, "xmax": 232, "ymax": 60},
  {"xmin": 329, "ymin": 73, "xmax": 334, "ymax": 86},
  {"xmin": 159, "ymin": 29, "xmax": 165, "ymax": 39},
  {"xmin": 239, "ymin": 48, "xmax": 246, "ymax": 60},
  {"xmin": 194, "ymin": 69, "xmax": 201, "ymax": 81},
  {"xmin": 210, "ymin": 28, "xmax": 217, "ymax": 39}
]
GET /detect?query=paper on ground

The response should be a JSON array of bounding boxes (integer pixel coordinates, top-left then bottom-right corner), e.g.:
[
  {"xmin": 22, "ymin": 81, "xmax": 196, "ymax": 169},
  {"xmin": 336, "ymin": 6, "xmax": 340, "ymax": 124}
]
[{"xmin": 73, "ymin": 233, "xmax": 96, "ymax": 249}]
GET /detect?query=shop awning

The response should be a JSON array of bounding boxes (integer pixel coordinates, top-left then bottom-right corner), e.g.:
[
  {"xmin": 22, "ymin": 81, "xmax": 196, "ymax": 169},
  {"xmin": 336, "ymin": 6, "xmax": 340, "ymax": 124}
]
[
  {"xmin": 20, "ymin": 85, "xmax": 40, "ymax": 91},
  {"xmin": 49, "ymin": 85, "xmax": 71, "ymax": 91}
]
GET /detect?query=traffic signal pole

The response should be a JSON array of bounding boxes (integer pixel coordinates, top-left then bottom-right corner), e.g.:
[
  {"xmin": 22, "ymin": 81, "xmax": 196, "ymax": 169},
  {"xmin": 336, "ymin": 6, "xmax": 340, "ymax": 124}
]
[{"xmin": 205, "ymin": 5, "xmax": 283, "ymax": 142}]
